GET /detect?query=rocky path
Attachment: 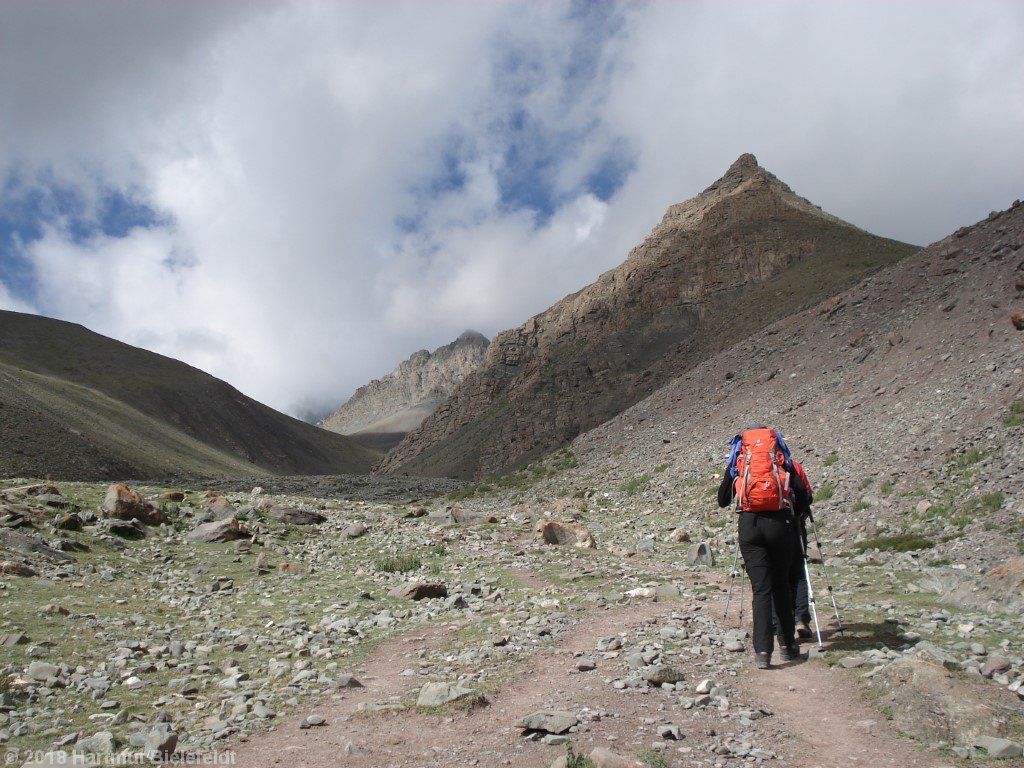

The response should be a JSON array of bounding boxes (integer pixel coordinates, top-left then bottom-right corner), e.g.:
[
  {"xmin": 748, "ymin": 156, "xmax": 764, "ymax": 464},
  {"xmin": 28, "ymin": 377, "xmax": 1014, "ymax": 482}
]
[
  {"xmin": 229, "ymin": 597, "xmax": 681, "ymax": 767},
  {"xmin": 227, "ymin": 571, "xmax": 957, "ymax": 768}
]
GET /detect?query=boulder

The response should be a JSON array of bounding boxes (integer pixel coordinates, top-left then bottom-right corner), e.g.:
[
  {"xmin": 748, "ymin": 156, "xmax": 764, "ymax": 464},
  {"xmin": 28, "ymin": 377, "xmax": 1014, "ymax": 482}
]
[
  {"xmin": 106, "ymin": 518, "xmax": 146, "ymax": 539},
  {"xmin": 872, "ymin": 657, "xmax": 1011, "ymax": 745},
  {"xmin": 268, "ymin": 506, "xmax": 326, "ymax": 526},
  {"xmin": 53, "ymin": 512, "xmax": 83, "ymax": 531},
  {"xmin": 204, "ymin": 496, "xmax": 237, "ymax": 522},
  {"xmin": 520, "ymin": 709, "xmax": 578, "ymax": 735},
  {"xmin": 974, "ymin": 736, "xmax": 1023, "ymax": 759},
  {"xmin": 159, "ymin": 491, "xmax": 186, "ymax": 502},
  {"xmin": 143, "ymin": 723, "xmax": 178, "ymax": 758},
  {"xmin": 343, "ymin": 522, "xmax": 368, "ymax": 538},
  {"xmin": 416, "ymin": 681, "xmax": 482, "ymax": 708},
  {"xmin": 74, "ymin": 730, "xmax": 116, "ymax": 755},
  {"xmin": 0, "ymin": 561, "xmax": 36, "ymax": 576},
  {"xmin": 186, "ymin": 518, "xmax": 249, "ymax": 543},
  {"xmin": 102, "ymin": 483, "xmax": 167, "ymax": 526},
  {"xmin": 643, "ymin": 666, "xmax": 686, "ymax": 685},
  {"xmin": 1012, "ymin": 311, "xmax": 1024, "ymax": 331},
  {"xmin": 686, "ymin": 542, "xmax": 715, "ymax": 566},
  {"xmin": 535, "ymin": 520, "xmax": 596, "ymax": 548},
  {"xmin": 388, "ymin": 582, "xmax": 448, "ymax": 601}
]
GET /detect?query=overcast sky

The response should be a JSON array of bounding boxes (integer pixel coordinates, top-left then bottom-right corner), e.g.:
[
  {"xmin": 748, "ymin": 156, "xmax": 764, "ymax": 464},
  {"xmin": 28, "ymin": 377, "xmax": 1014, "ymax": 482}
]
[{"xmin": 1, "ymin": 1, "xmax": 1022, "ymax": 418}]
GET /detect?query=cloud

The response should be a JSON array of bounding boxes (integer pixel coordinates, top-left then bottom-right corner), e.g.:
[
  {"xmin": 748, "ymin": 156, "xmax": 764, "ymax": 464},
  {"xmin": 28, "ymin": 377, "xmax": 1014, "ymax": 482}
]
[{"xmin": 0, "ymin": 1, "xmax": 1022, "ymax": 416}]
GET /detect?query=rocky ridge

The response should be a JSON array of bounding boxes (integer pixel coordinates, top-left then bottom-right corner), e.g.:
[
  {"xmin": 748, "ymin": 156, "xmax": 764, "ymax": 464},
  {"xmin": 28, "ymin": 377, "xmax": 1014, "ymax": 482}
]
[
  {"xmin": 322, "ymin": 330, "xmax": 488, "ymax": 451},
  {"xmin": 378, "ymin": 154, "xmax": 917, "ymax": 479}
]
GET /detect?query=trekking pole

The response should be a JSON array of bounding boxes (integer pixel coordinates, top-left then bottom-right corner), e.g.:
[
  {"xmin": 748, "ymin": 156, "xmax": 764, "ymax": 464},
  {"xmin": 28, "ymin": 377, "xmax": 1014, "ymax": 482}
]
[
  {"xmin": 800, "ymin": 540, "xmax": 824, "ymax": 648},
  {"xmin": 723, "ymin": 538, "xmax": 740, "ymax": 622},
  {"xmin": 807, "ymin": 510, "xmax": 844, "ymax": 635}
]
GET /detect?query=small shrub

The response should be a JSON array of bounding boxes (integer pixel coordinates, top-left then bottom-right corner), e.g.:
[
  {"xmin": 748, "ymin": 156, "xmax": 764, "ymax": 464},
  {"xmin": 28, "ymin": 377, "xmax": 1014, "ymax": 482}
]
[
  {"xmin": 974, "ymin": 491, "xmax": 1004, "ymax": 514},
  {"xmin": 1004, "ymin": 400, "xmax": 1024, "ymax": 427},
  {"xmin": 854, "ymin": 533, "xmax": 935, "ymax": 553},
  {"xmin": 653, "ymin": 463, "xmax": 669, "ymax": 474},
  {"xmin": 565, "ymin": 743, "xmax": 596, "ymax": 768},
  {"xmin": 639, "ymin": 751, "xmax": 669, "ymax": 768},
  {"xmin": 929, "ymin": 557, "xmax": 952, "ymax": 567},
  {"xmin": 620, "ymin": 474, "xmax": 651, "ymax": 497},
  {"xmin": 815, "ymin": 484, "xmax": 835, "ymax": 502},
  {"xmin": 954, "ymin": 448, "xmax": 985, "ymax": 469},
  {"xmin": 823, "ymin": 453, "xmax": 838, "ymax": 467},
  {"xmin": 852, "ymin": 501, "xmax": 871, "ymax": 512},
  {"xmin": 374, "ymin": 554, "xmax": 422, "ymax": 573},
  {"xmin": 880, "ymin": 480, "xmax": 893, "ymax": 496}
]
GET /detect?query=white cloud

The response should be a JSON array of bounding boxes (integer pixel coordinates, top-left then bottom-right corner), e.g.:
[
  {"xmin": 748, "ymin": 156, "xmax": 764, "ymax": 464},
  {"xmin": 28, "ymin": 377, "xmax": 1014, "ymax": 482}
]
[{"xmin": 1, "ymin": 1, "xmax": 1022, "ymax": 416}]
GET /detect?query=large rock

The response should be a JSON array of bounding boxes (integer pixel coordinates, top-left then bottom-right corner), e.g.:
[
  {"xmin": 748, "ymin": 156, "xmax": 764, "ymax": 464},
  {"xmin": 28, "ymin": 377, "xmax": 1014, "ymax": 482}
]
[
  {"xmin": 643, "ymin": 666, "xmax": 686, "ymax": 686},
  {"xmin": 974, "ymin": 736, "xmax": 1023, "ymax": 759},
  {"xmin": 388, "ymin": 582, "xmax": 448, "ymax": 601},
  {"xmin": 186, "ymin": 518, "xmax": 249, "ymax": 543},
  {"xmin": 416, "ymin": 681, "xmax": 482, "ymax": 708},
  {"xmin": 102, "ymin": 483, "xmax": 167, "ymax": 526},
  {"xmin": 686, "ymin": 541, "xmax": 715, "ymax": 566},
  {"xmin": 143, "ymin": 723, "xmax": 178, "ymax": 758},
  {"xmin": 74, "ymin": 730, "xmax": 116, "ymax": 755},
  {"xmin": 268, "ymin": 506, "xmax": 326, "ymax": 526},
  {"xmin": 872, "ymin": 657, "xmax": 1012, "ymax": 746},
  {"xmin": 535, "ymin": 520, "xmax": 596, "ymax": 548},
  {"xmin": 520, "ymin": 710, "xmax": 579, "ymax": 735}
]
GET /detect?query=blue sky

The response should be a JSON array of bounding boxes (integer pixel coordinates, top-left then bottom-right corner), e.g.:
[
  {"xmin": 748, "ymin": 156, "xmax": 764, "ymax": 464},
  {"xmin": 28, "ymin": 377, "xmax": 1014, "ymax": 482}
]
[{"xmin": 1, "ymin": 1, "xmax": 1022, "ymax": 415}]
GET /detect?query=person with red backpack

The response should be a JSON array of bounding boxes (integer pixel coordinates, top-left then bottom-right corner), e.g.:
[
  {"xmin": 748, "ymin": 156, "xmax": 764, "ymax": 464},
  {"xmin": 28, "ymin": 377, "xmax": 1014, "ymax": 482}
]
[
  {"xmin": 773, "ymin": 459, "xmax": 814, "ymax": 641},
  {"xmin": 717, "ymin": 425, "xmax": 811, "ymax": 669}
]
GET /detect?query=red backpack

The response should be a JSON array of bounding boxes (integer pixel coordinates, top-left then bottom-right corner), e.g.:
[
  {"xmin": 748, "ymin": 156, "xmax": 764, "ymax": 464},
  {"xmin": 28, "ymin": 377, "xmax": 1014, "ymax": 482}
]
[{"xmin": 733, "ymin": 428, "xmax": 792, "ymax": 512}]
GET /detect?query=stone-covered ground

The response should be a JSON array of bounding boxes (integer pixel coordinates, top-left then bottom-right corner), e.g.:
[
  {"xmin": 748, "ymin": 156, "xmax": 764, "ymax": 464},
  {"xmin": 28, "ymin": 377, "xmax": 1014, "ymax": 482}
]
[{"xmin": 1, "ymin": 451, "xmax": 1022, "ymax": 766}]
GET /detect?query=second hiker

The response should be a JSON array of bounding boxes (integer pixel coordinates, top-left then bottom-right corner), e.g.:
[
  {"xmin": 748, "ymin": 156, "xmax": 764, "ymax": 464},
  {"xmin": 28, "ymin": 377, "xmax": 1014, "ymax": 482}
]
[{"xmin": 717, "ymin": 424, "xmax": 811, "ymax": 669}]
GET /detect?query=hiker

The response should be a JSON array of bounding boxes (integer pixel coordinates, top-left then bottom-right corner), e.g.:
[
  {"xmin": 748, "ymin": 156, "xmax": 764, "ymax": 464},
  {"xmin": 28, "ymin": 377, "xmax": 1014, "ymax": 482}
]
[
  {"xmin": 772, "ymin": 459, "xmax": 813, "ymax": 641},
  {"xmin": 717, "ymin": 425, "xmax": 810, "ymax": 669}
]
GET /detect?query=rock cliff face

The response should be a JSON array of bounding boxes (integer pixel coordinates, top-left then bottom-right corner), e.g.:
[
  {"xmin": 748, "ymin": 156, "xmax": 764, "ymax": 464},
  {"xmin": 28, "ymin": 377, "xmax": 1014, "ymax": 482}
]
[
  {"xmin": 322, "ymin": 331, "xmax": 489, "ymax": 449},
  {"xmin": 377, "ymin": 154, "xmax": 919, "ymax": 479}
]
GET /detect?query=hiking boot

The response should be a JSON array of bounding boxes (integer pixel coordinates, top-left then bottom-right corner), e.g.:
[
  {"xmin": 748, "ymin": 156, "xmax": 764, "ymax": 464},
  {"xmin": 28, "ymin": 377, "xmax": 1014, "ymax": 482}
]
[
  {"xmin": 779, "ymin": 643, "xmax": 803, "ymax": 662},
  {"xmin": 796, "ymin": 622, "xmax": 811, "ymax": 639},
  {"xmin": 754, "ymin": 652, "xmax": 770, "ymax": 670}
]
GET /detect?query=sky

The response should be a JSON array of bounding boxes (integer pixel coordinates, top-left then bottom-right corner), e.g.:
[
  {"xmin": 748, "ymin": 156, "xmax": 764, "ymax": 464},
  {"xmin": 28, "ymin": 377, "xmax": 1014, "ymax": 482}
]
[{"xmin": 1, "ymin": 1, "xmax": 1022, "ymax": 419}]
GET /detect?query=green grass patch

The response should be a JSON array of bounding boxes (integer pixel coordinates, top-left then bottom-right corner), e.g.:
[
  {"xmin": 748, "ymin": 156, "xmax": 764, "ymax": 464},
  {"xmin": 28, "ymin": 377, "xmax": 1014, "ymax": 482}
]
[
  {"xmin": 816, "ymin": 483, "xmax": 835, "ymax": 502},
  {"xmin": 374, "ymin": 554, "xmax": 423, "ymax": 573},
  {"xmin": 968, "ymin": 491, "xmax": 1003, "ymax": 514},
  {"xmin": 852, "ymin": 501, "xmax": 871, "ymax": 512},
  {"xmin": 954, "ymin": 447, "xmax": 986, "ymax": 469},
  {"xmin": 1004, "ymin": 400, "xmax": 1024, "ymax": 427},
  {"xmin": 823, "ymin": 453, "xmax": 839, "ymax": 467},
  {"xmin": 880, "ymin": 480, "xmax": 893, "ymax": 496},
  {"xmin": 854, "ymin": 533, "xmax": 935, "ymax": 553},
  {"xmin": 653, "ymin": 463, "xmax": 669, "ymax": 474},
  {"xmin": 619, "ymin": 474, "xmax": 651, "ymax": 497}
]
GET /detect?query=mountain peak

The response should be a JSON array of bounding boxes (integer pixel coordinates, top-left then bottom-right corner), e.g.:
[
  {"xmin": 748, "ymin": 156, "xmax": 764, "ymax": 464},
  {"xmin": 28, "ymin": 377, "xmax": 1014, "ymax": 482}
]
[{"xmin": 727, "ymin": 152, "xmax": 760, "ymax": 176}]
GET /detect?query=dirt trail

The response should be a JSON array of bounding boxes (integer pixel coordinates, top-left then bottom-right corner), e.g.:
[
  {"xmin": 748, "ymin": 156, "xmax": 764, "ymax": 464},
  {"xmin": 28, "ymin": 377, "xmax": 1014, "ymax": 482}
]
[
  {"xmin": 229, "ymin": 597, "xmax": 683, "ymax": 768},
  {"xmin": 227, "ymin": 574, "xmax": 952, "ymax": 768},
  {"xmin": 708, "ymin": 581, "xmax": 954, "ymax": 768}
]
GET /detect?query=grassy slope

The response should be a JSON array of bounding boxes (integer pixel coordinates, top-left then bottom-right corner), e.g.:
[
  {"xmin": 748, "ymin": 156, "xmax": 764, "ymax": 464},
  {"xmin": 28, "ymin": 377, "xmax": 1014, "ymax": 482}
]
[{"xmin": 0, "ymin": 311, "xmax": 375, "ymax": 479}]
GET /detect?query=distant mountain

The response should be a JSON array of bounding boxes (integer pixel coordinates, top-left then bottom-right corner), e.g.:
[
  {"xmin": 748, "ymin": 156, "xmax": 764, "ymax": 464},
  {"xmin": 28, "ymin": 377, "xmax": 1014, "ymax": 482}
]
[
  {"xmin": 322, "ymin": 330, "xmax": 489, "ymax": 452},
  {"xmin": 378, "ymin": 154, "xmax": 919, "ymax": 479},
  {"xmin": 0, "ymin": 311, "xmax": 375, "ymax": 480}
]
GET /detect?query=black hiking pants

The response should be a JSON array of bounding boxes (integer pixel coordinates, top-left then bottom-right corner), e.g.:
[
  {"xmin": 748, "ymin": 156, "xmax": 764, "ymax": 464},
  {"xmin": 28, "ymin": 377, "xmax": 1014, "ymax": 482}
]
[
  {"xmin": 772, "ymin": 517, "xmax": 811, "ymax": 634},
  {"xmin": 739, "ymin": 511, "xmax": 796, "ymax": 655}
]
